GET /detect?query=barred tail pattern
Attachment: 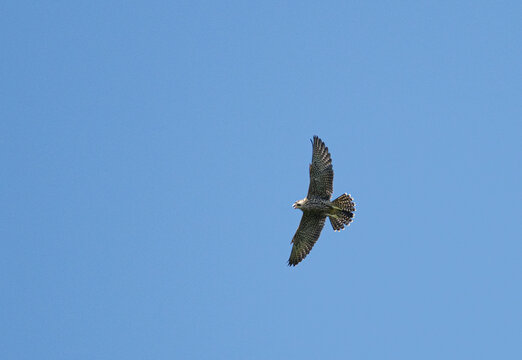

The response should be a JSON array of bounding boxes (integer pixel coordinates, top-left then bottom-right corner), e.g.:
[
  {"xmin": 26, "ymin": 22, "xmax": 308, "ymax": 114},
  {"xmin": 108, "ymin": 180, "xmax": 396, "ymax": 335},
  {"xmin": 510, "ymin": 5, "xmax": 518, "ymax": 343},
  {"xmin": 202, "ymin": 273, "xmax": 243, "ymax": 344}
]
[{"xmin": 329, "ymin": 193, "xmax": 356, "ymax": 231}]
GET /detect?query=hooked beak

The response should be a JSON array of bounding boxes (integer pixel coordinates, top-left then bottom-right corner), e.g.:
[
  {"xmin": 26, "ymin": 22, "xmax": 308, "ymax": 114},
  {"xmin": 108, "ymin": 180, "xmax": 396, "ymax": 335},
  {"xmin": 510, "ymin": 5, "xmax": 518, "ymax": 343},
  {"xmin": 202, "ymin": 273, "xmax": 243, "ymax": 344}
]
[{"xmin": 292, "ymin": 202, "xmax": 297, "ymax": 209}]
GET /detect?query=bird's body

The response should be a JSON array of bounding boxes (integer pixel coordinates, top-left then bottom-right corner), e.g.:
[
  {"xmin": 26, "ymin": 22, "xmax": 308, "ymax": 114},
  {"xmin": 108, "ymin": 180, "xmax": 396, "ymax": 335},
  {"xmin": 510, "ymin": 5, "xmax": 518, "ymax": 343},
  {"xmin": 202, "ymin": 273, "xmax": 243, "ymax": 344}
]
[
  {"xmin": 288, "ymin": 136, "xmax": 356, "ymax": 266},
  {"xmin": 295, "ymin": 197, "xmax": 332, "ymax": 212}
]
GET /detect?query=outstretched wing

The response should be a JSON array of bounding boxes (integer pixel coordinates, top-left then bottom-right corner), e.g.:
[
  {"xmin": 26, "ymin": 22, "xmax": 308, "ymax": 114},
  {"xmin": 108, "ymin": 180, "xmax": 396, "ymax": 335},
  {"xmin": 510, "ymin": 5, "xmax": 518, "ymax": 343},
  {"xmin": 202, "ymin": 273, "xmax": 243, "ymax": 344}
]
[
  {"xmin": 307, "ymin": 136, "xmax": 333, "ymax": 200},
  {"xmin": 288, "ymin": 213, "xmax": 327, "ymax": 266}
]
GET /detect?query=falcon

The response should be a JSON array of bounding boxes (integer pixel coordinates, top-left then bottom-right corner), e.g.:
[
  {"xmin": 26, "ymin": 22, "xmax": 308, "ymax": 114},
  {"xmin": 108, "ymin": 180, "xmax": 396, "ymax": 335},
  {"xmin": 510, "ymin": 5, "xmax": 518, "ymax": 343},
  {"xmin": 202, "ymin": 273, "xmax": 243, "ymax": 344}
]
[{"xmin": 288, "ymin": 136, "xmax": 356, "ymax": 266}]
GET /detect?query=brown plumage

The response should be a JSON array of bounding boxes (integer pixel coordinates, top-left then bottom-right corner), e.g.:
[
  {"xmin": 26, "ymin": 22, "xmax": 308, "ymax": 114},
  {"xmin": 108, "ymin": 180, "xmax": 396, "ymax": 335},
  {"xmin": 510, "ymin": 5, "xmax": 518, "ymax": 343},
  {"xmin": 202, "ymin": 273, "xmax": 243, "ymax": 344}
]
[{"xmin": 288, "ymin": 136, "xmax": 356, "ymax": 266}]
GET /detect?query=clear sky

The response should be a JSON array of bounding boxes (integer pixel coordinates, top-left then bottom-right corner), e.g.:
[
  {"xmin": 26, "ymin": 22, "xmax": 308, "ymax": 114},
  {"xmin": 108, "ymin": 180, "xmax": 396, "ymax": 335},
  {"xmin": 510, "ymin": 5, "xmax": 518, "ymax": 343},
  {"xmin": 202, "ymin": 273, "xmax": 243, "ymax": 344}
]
[{"xmin": 2, "ymin": 1, "xmax": 521, "ymax": 359}]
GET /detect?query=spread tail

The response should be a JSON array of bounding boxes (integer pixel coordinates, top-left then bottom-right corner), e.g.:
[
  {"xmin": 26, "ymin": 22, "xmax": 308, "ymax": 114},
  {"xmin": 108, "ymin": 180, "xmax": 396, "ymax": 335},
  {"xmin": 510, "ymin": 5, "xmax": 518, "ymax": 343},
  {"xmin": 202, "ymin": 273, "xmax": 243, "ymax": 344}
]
[{"xmin": 329, "ymin": 193, "xmax": 355, "ymax": 231}]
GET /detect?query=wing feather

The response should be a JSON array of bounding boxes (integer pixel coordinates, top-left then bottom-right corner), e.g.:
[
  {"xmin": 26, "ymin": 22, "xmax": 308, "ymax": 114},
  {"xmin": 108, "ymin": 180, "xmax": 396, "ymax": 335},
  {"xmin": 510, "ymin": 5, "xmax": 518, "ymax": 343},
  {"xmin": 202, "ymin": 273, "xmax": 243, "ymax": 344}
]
[
  {"xmin": 307, "ymin": 136, "xmax": 334, "ymax": 199},
  {"xmin": 288, "ymin": 213, "xmax": 326, "ymax": 266}
]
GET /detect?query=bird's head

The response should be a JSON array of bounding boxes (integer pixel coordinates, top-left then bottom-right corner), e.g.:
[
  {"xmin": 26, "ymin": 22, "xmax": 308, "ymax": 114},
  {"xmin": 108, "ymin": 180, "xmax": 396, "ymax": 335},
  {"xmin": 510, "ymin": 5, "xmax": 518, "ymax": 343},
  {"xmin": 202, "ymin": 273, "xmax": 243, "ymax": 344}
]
[{"xmin": 293, "ymin": 199, "xmax": 305, "ymax": 210}]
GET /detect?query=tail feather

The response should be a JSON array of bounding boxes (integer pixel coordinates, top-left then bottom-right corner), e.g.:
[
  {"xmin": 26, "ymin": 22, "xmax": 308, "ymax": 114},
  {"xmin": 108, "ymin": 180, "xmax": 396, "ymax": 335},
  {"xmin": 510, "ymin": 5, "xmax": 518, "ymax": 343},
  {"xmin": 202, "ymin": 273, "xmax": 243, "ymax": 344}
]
[{"xmin": 329, "ymin": 193, "xmax": 356, "ymax": 231}]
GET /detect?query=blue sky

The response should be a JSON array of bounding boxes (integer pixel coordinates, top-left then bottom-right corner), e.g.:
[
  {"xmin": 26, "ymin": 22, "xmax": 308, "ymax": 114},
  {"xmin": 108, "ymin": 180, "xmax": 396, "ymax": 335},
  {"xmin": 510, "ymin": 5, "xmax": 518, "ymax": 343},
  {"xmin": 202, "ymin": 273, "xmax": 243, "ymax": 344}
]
[{"xmin": 1, "ymin": 1, "xmax": 521, "ymax": 359}]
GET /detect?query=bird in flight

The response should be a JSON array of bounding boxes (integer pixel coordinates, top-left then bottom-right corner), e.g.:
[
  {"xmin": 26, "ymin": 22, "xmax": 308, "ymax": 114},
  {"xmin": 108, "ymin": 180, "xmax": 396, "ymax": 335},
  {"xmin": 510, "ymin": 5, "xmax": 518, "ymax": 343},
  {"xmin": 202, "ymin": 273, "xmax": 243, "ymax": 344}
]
[{"xmin": 288, "ymin": 136, "xmax": 356, "ymax": 266}]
